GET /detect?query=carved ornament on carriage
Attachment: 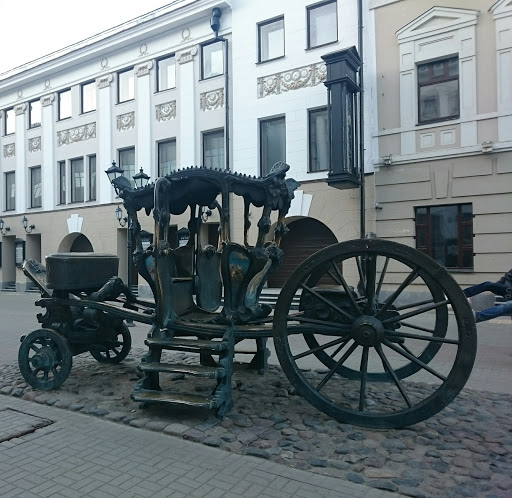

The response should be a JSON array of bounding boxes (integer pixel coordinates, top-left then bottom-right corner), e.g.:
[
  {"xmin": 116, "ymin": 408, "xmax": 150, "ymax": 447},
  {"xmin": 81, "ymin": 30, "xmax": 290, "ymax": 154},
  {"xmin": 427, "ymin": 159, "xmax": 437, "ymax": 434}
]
[
  {"xmin": 200, "ymin": 88, "xmax": 224, "ymax": 111},
  {"xmin": 135, "ymin": 61, "xmax": 153, "ymax": 77},
  {"xmin": 155, "ymin": 101, "xmax": 176, "ymax": 122},
  {"xmin": 3, "ymin": 143, "xmax": 15, "ymax": 158},
  {"xmin": 28, "ymin": 137, "xmax": 41, "ymax": 153},
  {"xmin": 57, "ymin": 123, "xmax": 96, "ymax": 147},
  {"xmin": 41, "ymin": 94, "xmax": 55, "ymax": 107},
  {"xmin": 257, "ymin": 62, "xmax": 327, "ymax": 98},
  {"xmin": 97, "ymin": 73, "xmax": 114, "ymax": 89},
  {"xmin": 176, "ymin": 46, "xmax": 198, "ymax": 64},
  {"xmin": 117, "ymin": 111, "xmax": 135, "ymax": 131}
]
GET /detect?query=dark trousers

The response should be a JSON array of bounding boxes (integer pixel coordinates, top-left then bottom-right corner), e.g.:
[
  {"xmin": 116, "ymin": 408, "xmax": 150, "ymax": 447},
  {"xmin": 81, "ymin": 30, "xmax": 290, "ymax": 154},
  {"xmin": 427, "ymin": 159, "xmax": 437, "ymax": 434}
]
[{"xmin": 463, "ymin": 281, "xmax": 510, "ymax": 299}]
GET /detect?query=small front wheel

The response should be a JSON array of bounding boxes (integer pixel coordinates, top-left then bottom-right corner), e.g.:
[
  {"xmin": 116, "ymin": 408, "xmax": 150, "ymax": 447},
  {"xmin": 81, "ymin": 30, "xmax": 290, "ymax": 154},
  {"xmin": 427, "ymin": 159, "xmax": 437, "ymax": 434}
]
[
  {"xmin": 90, "ymin": 324, "xmax": 131, "ymax": 363},
  {"xmin": 18, "ymin": 328, "xmax": 73, "ymax": 390}
]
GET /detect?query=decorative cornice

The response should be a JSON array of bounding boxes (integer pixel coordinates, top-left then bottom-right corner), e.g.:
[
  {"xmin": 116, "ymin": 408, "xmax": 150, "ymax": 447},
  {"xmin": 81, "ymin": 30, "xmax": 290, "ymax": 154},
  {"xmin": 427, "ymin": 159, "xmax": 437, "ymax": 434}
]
[
  {"xmin": 116, "ymin": 111, "xmax": 135, "ymax": 131},
  {"xmin": 155, "ymin": 101, "xmax": 176, "ymax": 122},
  {"xmin": 57, "ymin": 123, "xmax": 96, "ymax": 147},
  {"xmin": 28, "ymin": 136, "xmax": 41, "ymax": 153},
  {"xmin": 200, "ymin": 88, "xmax": 224, "ymax": 111},
  {"xmin": 135, "ymin": 61, "xmax": 153, "ymax": 77},
  {"xmin": 41, "ymin": 94, "xmax": 55, "ymax": 107},
  {"xmin": 176, "ymin": 46, "xmax": 198, "ymax": 64},
  {"xmin": 14, "ymin": 103, "xmax": 26, "ymax": 115},
  {"xmin": 257, "ymin": 62, "xmax": 327, "ymax": 99},
  {"xmin": 97, "ymin": 74, "xmax": 114, "ymax": 89},
  {"xmin": 3, "ymin": 143, "xmax": 15, "ymax": 158}
]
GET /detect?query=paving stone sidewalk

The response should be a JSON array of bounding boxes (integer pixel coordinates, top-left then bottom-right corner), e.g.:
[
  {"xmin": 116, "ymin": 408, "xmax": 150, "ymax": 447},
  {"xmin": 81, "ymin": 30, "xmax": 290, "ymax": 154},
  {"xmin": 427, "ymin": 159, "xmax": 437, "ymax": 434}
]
[{"xmin": 1, "ymin": 348, "xmax": 511, "ymax": 498}]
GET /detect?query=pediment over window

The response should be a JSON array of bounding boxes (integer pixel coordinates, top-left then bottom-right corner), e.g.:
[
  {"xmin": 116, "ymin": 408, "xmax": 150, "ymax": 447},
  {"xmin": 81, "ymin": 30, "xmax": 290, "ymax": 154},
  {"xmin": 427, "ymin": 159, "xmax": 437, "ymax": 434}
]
[
  {"xmin": 490, "ymin": 0, "xmax": 512, "ymax": 16},
  {"xmin": 397, "ymin": 7, "xmax": 480, "ymax": 41}
]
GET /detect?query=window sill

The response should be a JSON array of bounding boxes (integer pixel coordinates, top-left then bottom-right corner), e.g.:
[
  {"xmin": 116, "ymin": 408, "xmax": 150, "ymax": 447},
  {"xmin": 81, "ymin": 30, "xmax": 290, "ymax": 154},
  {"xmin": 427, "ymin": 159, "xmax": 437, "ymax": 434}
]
[
  {"xmin": 29, "ymin": 125, "xmax": 41, "ymax": 129},
  {"xmin": 155, "ymin": 87, "xmax": 177, "ymax": 94},
  {"xmin": 3, "ymin": 133, "xmax": 15, "ymax": 137},
  {"xmin": 416, "ymin": 116, "xmax": 460, "ymax": 126},
  {"xmin": 306, "ymin": 40, "xmax": 338, "ymax": 51},
  {"xmin": 200, "ymin": 74, "xmax": 224, "ymax": 82},
  {"xmin": 58, "ymin": 117, "xmax": 72, "ymax": 122},
  {"xmin": 80, "ymin": 110, "xmax": 96, "ymax": 116},
  {"xmin": 117, "ymin": 99, "xmax": 135, "ymax": 105},
  {"xmin": 256, "ymin": 55, "xmax": 285, "ymax": 65}
]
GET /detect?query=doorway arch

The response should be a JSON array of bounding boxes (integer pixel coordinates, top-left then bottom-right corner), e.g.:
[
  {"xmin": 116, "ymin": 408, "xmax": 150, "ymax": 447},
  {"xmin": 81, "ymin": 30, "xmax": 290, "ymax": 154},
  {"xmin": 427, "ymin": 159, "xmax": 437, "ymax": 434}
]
[{"xmin": 268, "ymin": 217, "xmax": 338, "ymax": 288}]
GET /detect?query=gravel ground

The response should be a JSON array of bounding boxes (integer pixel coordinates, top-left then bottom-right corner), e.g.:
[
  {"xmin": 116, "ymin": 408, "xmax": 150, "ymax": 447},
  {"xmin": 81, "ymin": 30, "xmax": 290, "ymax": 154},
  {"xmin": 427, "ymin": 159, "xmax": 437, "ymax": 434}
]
[{"xmin": 1, "ymin": 347, "xmax": 512, "ymax": 498}]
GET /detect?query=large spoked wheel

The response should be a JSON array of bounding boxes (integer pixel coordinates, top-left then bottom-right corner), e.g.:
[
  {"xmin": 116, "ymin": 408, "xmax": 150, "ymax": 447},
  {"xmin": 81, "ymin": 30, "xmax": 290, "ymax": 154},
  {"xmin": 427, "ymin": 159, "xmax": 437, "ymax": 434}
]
[
  {"xmin": 273, "ymin": 239, "xmax": 477, "ymax": 429},
  {"xmin": 89, "ymin": 324, "xmax": 131, "ymax": 363},
  {"xmin": 18, "ymin": 328, "xmax": 73, "ymax": 390}
]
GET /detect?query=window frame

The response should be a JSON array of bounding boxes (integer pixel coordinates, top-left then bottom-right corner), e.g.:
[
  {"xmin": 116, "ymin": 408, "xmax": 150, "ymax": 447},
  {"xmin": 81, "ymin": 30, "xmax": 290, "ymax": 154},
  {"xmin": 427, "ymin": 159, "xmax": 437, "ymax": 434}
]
[
  {"xmin": 414, "ymin": 203, "xmax": 473, "ymax": 270},
  {"xmin": 28, "ymin": 99, "xmax": 41, "ymax": 129},
  {"xmin": 201, "ymin": 40, "xmax": 224, "ymax": 80},
  {"xmin": 257, "ymin": 16, "xmax": 285, "ymax": 63},
  {"xmin": 70, "ymin": 157, "xmax": 85, "ymax": 203},
  {"xmin": 58, "ymin": 88, "xmax": 72, "ymax": 120},
  {"xmin": 30, "ymin": 166, "xmax": 42, "ymax": 209},
  {"xmin": 202, "ymin": 129, "xmax": 225, "ymax": 169},
  {"xmin": 88, "ymin": 155, "xmax": 97, "ymax": 201},
  {"xmin": 117, "ymin": 67, "xmax": 135, "ymax": 104},
  {"xmin": 260, "ymin": 116, "xmax": 286, "ymax": 177},
  {"xmin": 156, "ymin": 54, "xmax": 176, "ymax": 92},
  {"xmin": 5, "ymin": 171, "xmax": 15, "ymax": 211},
  {"xmin": 4, "ymin": 107, "xmax": 15, "ymax": 136},
  {"xmin": 119, "ymin": 147, "xmax": 136, "ymax": 186},
  {"xmin": 80, "ymin": 80, "xmax": 96, "ymax": 114},
  {"xmin": 158, "ymin": 139, "xmax": 177, "ymax": 177},
  {"xmin": 308, "ymin": 106, "xmax": 330, "ymax": 172},
  {"xmin": 58, "ymin": 160, "xmax": 66, "ymax": 205},
  {"xmin": 307, "ymin": 0, "xmax": 338, "ymax": 50},
  {"xmin": 417, "ymin": 56, "xmax": 460, "ymax": 125}
]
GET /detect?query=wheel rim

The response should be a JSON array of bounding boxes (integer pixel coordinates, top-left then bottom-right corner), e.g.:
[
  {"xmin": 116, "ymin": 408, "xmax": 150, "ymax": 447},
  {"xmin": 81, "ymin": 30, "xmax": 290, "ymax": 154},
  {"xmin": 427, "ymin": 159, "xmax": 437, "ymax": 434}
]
[
  {"xmin": 90, "ymin": 324, "xmax": 131, "ymax": 363},
  {"xmin": 273, "ymin": 239, "xmax": 477, "ymax": 429},
  {"xmin": 18, "ymin": 329, "xmax": 72, "ymax": 390}
]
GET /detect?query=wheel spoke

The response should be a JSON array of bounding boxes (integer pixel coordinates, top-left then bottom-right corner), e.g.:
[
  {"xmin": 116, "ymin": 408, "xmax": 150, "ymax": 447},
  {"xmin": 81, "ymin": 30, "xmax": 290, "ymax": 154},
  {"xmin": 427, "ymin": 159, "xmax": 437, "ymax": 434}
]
[
  {"xmin": 316, "ymin": 341, "xmax": 359, "ymax": 392},
  {"xmin": 30, "ymin": 344, "xmax": 41, "ymax": 353},
  {"xmin": 301, "ymin": 284, "xmax": 355, "ymax": 322},
  {"xmin": 382, "ymin": 300, "xmax": 449, "ymax": 325},
  {"xmin": 382, "ymin": 339, "xmax": 447, "ymax": 381},
  {"xmin": 358, "ymin": 346, "xmax": 369, "ymax": 412},
  {"xmin": 375, "ymin": 257, "xmax": 389, "ymax": 300},
  {"xmin": 43, "ymin": 370, "xmax": 49, "ymax": 382},
  {"xmin": 363, "ymin": 255, "xmax": 377, "ymax": 314},
  {"xmin": 399, "ymin": 321, "xmax": 436, "ymax": 334},
  {"xmin": 394, "ymin": 298, "xmax": 435, "ymax": 311},
  {"xmin": 377, "ymin": 268, "xmax": 420, "ymax": 317},
  {"xmin": 330, "ymin": 341, "xmax": 350, "ymax": 359},
  {"xmin": 375, "ymin": 343, "xmax": 413, "ymax": 408},
  {"xmin": 330, "ymin": 260, "xmax": 362, "ymax": 316},
  {"xmin": 384, "ymin": 329, "xmax": 459, "ymax": 345},
  {"xmin": 293, "ymin": 336, "xmax": 350, "ymax": 360},
  {"xmin": 288, "ymin": 314, "xmax": 351, "ymax": 331}
]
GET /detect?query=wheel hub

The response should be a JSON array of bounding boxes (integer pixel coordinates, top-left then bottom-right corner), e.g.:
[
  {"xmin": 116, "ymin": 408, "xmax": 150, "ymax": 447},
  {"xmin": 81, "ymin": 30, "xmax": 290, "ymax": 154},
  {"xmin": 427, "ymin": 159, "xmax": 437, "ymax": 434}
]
[
  {"xmin": 351, "ymin": 315, "xmax": 384, "ymax": 347},
  {"xmin": 30, "ymin": 347, "xmax": 56, "ymax": 370}
]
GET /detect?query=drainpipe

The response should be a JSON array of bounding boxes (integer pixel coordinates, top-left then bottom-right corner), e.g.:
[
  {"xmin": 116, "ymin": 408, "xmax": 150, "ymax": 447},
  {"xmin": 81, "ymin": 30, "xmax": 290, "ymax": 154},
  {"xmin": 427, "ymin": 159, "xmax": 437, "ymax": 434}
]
[{"xmin": 358, "ymin": 0, "xmax": 365, "ymax": 238}]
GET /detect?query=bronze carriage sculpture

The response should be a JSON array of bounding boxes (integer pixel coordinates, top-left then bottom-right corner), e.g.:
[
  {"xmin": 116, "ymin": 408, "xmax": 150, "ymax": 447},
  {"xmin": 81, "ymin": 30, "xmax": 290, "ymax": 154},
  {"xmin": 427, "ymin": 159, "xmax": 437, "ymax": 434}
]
[{"xmin": 19, "ymin": 163, "xmax": 477, "ymax": 429}]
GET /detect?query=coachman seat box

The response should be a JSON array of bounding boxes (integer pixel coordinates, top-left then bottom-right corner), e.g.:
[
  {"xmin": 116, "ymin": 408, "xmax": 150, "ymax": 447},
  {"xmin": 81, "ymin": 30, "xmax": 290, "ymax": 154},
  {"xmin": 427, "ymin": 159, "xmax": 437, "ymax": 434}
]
[{"xmin": 46, "ymin": 253, "xmax": 119, "ymax": 292}]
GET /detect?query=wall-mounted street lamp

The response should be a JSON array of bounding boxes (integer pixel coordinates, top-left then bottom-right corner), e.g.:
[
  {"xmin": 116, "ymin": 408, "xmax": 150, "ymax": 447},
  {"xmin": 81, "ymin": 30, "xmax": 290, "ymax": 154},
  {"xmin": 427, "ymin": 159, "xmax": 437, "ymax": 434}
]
[
  {"xmin": 115, "ymin": 206, "xmax": 128, "ymax": 227},
  {"xmin": 133, "ymin": 167, "xmax": 150, "ymax": 189},
  {"xmin": 22, "ymin": 216, "xmax": 35, "ymax": 234},
  {"xmin": 0, "ymin": 219, "xmax": 11, "ymax": 235}
]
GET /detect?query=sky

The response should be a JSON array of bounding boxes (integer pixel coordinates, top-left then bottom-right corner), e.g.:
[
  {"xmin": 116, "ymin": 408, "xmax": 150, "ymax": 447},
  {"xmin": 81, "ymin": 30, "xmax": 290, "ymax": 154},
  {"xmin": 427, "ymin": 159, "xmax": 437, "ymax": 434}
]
[{"xmin": 0, "ymin": 0, "xmax": 178, "ymax": 74}]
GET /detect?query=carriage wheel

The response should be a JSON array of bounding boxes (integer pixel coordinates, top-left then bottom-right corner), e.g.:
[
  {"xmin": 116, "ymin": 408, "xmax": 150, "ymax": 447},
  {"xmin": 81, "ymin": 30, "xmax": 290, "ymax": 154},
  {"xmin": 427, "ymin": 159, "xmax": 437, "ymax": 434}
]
[
  {"xmin": 18, "ymin": 328, "xmax": 73, "ymax": 391},
  {"xmin": 90, "ymin": 324, "xmax": 131, "ymax": 363},
  {"xmin": 273, "ymin": 239, "xmax": 476, "ymax": 429}
]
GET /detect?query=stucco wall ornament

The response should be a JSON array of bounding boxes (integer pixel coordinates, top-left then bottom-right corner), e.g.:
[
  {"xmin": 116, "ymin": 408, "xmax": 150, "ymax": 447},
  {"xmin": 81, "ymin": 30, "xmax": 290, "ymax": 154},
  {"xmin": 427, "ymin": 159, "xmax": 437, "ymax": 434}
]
[
  {"xmin": 15, "ymin": 103, "xmax": 27, "ymax": 115},
  {"xmin": 139, "ymin": 43, "xmax": 148, "ymax": 56},
  {"xmin": 28, "ymin": 137, "xmax": 41, "ymax": 153},
  {"xmin": 135, "ymin": 61, "xmax": 153, "ymax": 77},
  {"xmin": 181, "ymin": 28, "xmax": 191, "ymax": 42},
  {"xmin": 155, "ymin": 101, "xmax": 176, "ymax": 122},
  {"xmin": 97, "ymin": 74, "xmax": 113, "ymax": 89},
  {"xmin": 177, "ymin": 46, "xmax": 198, "ymax": 64},
  {"xmin": 117, "ymin": 111, "xmax": 135, "ymax": 131},
  {"xmin": 57, "ymin": 123, "xmax": 96, "ymax": 147},
  {"xmin": 17, "ymin": 89, "xmax": 23, "ymax": 99},
  {"xmin": 41, "ymin": 94, "xmax": 55, "ymax": 107},
  {"xmin": 3, "ymin": 143, "xmax": 15, "ymax": 158},
  {"xmin": 44, "ymin": 79, "xmax": 51, "ymax": 89},
  {"xmin": 101, "ymin": 58, "xmax": 108, "ymax": 69},
  {"xmin": 200, "ymin": 88, "xmax": 224, "ymax": 111},
  {"xmin": 257, "ymin": 62, "xmax": 327, "ymax": 98}
]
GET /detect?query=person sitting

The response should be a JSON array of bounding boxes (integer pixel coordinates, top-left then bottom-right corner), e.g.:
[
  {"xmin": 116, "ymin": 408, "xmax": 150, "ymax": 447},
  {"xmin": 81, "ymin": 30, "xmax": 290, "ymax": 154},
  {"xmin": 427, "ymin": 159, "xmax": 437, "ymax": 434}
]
[{"xmin": 463, "ymin": 269, "xmax": 512, "ymax": 323}]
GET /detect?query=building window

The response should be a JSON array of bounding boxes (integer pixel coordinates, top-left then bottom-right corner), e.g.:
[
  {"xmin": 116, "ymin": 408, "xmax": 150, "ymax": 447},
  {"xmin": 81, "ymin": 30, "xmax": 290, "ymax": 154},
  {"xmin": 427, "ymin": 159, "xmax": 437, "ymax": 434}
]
[
  {"xmin": 309, "ymin": 107, "xmax": 329, "ymax": 172},
  {"xmin": 201, "ymin": 41, "xmax": 224, "ymax": 79},
  {"xmin": 88, "ymin": 155, "xmax": 96, "ymax": 201},
  {"xmin": 119, "ymin": 147, "xmax": 135, "ymax": 186},
  {"xmin": 260, "ymin": 117, "xmax": 285, "ymax": 176},
  {"xmin": 58, "ymin": 89, "xmax": 72, "ymax": 120},
  {"xmin": 30, "ymin": 166, "xmax": 42, "ymax": 208},
  {"xmin": 307, "ymin": 1, "xmax": 337, "ymax": 49},
  {"xmin": 258, "ymin": 17, "xmax": 284, "ymax": 62},
  {"xmin": 81, "ymin": 81, "xmax": 96, "ymax": 113},
  {"xmin": 29, "ymin": 99, "xmax": 41, "ymax": 128},
  {"xmin": 203, "ymin": 130, "xmax": 224, "ymax": 169},
  {"xmin": 418, "ymin": 57, "xmax": 459, "ymax": 124},
  {"xmin": 58, "ymin": 161, "xmax": 66, "ymax": 205},
  {"xmin": 71, "ymin": 158, "xmax": 84, "ymax": 203},
  {"xmin": 118, "ymin": 68, "xmax": 134, "ymax": 103},
  {"xmin": 5, "ymin": 172, "xmax": 15, "ymax": 211},
  {"xmin": 4, "ymin": 107, "xmax": 15, "ymax": 135},
  {"xmin": 415, "ymin": 204, "xmax": 473, "ymax": 270},
  {"xmin": 157, "ymin": 55, "xmax": 176, "ymax": 91},
  {"xmin": 158, "ymin": 140, "xmax": 177, "ymax": 176}
]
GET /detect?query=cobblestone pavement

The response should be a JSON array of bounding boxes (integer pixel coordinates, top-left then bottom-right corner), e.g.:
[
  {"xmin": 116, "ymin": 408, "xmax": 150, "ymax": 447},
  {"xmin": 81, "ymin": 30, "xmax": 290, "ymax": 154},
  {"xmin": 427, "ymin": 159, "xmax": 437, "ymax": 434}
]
[{"xmin": 1, "ymin": 346, "xmax": 512, "ymax": 498}]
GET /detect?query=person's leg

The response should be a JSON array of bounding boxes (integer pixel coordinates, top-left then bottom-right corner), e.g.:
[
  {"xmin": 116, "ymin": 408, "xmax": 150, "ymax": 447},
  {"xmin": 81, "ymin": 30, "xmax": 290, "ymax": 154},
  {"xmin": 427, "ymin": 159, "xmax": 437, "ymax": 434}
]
[
  {"xmin": 475, "ymin": 301, "xmax": 512, "ymax": 323},
  {"xmin": 463, "ymin": 281, "xmax": 507, "ymax": 298}
]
